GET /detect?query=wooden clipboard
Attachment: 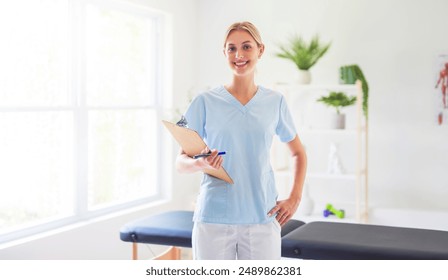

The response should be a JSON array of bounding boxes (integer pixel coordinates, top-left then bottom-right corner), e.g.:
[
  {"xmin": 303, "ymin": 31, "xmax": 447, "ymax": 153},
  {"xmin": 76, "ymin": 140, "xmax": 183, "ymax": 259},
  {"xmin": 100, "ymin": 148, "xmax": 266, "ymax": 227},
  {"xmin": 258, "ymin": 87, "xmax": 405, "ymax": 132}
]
[{"xmin": 162, "ymin": 120, "xmax": 234, "ymax": 184}]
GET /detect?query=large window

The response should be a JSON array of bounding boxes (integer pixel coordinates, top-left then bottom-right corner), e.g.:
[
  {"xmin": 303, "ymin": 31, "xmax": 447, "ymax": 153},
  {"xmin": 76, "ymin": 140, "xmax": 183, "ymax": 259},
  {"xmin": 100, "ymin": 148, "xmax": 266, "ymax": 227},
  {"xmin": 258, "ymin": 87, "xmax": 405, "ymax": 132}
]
[{"xmin": 0, "ymin": 0, "xmax": 170, "ymax": 243}]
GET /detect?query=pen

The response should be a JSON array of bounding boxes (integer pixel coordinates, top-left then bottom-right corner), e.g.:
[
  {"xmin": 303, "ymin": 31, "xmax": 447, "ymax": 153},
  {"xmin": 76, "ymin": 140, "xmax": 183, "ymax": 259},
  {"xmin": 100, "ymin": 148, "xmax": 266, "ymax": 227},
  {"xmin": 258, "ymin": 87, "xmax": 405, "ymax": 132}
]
[{"xmin": 193, "ymin": 151, "xmax": 226, "ymax": 159}]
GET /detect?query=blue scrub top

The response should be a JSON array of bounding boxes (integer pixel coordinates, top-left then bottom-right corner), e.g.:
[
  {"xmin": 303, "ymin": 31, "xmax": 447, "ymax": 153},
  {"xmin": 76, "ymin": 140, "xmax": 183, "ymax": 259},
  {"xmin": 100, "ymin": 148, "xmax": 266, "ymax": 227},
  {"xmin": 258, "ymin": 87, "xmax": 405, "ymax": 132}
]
[{"xmin": 184, "ymin": 85, "xmax": 297, "ymax": 224}]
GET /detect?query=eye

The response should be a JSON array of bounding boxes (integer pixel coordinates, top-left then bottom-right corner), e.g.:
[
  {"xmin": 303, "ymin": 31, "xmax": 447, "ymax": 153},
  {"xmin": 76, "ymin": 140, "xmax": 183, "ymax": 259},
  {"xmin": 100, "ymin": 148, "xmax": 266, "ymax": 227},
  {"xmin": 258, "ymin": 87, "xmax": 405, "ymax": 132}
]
[
  {"xmin": 227, "ymin": 46, "xmax": 236, "ymax": 52},
  {"xmin": 243, "ymin": 44, "xmax": 252, "ymax": 50}
]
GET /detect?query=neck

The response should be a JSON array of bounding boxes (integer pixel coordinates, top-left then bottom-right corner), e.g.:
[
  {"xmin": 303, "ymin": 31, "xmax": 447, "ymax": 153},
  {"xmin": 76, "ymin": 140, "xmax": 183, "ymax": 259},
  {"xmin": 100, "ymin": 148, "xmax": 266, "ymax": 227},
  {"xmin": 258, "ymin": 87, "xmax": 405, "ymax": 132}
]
[{"xmin": 226, "ymin": 75, "xmax": 257, "ymax": 99}]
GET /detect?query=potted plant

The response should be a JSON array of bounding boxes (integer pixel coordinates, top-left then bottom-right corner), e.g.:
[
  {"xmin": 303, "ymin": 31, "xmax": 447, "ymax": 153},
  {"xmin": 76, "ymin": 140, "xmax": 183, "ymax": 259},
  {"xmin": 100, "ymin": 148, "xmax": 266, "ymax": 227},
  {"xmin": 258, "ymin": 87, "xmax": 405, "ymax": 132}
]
[
  {"xmin": 317, "ymin": 91, "xmax": 356, "ymax": 129},
  {"xmin": 276, "ymin": 35, "xmax": 331, "ymax": 84},
  {"xmin": 340, "ymin": 64, "xmax": 369, "ymax": 118}
]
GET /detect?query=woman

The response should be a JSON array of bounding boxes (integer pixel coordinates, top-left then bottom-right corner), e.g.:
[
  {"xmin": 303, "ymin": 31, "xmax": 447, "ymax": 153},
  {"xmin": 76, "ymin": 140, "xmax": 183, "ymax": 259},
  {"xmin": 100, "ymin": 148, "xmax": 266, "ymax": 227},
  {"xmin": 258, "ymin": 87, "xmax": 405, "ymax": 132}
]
[{"xmin": 176, "ymin": 21, "xmax": 307, "ymax": 260}]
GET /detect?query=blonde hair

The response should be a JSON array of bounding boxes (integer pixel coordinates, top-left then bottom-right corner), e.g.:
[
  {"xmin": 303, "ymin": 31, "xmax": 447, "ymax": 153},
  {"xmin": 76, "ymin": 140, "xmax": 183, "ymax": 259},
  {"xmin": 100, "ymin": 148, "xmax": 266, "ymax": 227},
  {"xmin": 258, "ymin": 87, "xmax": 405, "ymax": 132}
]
[{"xmin": 223, "ymin": 21, "xmax": 263, "ymax": 48}]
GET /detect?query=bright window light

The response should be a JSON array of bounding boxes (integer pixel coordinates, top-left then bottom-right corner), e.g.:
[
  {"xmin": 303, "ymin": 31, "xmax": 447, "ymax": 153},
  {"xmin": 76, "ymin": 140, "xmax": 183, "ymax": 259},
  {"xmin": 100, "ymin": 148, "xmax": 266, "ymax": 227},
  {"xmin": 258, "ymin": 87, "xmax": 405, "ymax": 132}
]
[{"xmin": 0, "ymin": 0, "xmax": 169, "ymax": 243}]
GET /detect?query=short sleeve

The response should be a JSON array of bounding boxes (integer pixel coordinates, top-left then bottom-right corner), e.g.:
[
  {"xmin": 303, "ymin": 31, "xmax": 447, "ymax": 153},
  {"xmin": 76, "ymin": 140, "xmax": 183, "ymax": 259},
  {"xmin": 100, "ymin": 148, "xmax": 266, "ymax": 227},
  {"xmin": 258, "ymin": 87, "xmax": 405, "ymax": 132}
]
[
  {"xmin": 183, "ymin": 95, "xmax": 206, "ymax": 139},
  {"xmin": 276, "ymin": 95, "xmax": 297, "ymax": 142}
]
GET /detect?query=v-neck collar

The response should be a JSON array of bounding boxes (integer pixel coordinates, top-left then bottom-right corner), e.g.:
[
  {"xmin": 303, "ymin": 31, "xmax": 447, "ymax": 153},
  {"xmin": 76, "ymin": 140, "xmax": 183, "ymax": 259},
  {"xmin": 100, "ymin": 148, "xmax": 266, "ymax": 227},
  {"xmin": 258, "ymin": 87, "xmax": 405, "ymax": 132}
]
[{"xmin": 220, "ymin": 85, "xmax": 261, "ymax": 114}]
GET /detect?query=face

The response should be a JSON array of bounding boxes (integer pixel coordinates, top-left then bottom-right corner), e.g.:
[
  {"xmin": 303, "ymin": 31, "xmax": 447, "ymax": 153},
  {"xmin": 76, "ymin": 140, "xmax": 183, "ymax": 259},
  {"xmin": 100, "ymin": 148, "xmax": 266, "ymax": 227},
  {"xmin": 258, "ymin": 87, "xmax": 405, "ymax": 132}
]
[{"xmin": 223, "ymin": 30, "xmax": 264, "ymax": 77}]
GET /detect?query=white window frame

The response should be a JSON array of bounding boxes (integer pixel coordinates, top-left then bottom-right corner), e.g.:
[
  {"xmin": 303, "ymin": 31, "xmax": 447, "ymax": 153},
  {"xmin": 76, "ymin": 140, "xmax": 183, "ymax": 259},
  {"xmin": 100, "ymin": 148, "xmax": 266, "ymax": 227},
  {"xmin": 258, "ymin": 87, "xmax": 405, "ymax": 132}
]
[{"xmin": 0, "ymin": 0, "xmax": 172, "ymax": 244}]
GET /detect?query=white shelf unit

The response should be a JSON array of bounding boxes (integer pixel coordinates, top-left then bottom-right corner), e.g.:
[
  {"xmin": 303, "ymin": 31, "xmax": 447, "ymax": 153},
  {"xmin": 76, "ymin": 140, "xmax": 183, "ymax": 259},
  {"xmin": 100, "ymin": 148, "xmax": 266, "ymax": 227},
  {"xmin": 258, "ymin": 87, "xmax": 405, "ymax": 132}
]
[{"xmin": 272, "ymin": 83, "xmax": 368, "ymax": 223}]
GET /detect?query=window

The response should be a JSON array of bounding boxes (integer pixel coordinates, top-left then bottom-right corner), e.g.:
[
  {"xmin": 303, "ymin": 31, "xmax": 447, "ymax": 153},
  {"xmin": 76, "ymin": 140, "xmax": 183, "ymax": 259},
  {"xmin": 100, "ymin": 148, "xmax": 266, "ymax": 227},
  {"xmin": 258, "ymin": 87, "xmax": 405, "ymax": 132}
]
[{"xmin": 0, "ymin": 0, "xmax": 170, "ymax": 243}]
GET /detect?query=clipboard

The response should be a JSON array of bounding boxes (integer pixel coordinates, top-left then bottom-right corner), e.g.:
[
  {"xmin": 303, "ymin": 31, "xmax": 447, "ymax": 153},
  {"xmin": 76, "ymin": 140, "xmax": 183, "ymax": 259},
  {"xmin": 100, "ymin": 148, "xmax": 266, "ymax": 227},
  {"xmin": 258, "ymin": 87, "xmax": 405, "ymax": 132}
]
[{"xmin": 162, "ymin": 120, "xmax": 234, "ymax": 184}]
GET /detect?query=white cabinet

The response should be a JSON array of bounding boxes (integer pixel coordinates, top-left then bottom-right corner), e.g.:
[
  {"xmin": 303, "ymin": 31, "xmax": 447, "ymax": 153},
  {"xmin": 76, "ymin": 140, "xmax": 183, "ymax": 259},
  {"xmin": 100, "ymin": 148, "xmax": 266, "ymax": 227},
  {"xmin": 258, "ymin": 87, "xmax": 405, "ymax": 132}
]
[{"xmin": 272, "ymin": 83, "xmax": 368, "ymax": 223}]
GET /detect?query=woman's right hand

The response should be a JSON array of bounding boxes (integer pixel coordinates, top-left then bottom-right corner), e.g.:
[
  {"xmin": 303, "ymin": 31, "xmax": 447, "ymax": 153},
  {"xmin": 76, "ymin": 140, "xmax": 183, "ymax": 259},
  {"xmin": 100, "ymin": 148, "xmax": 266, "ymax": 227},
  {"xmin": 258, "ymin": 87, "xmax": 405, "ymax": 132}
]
[
  {"xmin": 176, "ymin": 148, "xmax": 223, "ymax": 173},
  {"xmin": 198, "ymin": 148, "xmax": 223, "ymax": 170}
]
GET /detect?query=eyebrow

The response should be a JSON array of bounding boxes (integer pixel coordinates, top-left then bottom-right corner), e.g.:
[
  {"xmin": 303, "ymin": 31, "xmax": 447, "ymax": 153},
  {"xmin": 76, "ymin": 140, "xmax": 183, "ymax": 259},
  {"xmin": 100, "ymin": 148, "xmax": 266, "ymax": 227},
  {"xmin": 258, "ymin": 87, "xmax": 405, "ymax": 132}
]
[{"xmin": 227, "ymin": 41, "xmax": 253, "ymax": 46}]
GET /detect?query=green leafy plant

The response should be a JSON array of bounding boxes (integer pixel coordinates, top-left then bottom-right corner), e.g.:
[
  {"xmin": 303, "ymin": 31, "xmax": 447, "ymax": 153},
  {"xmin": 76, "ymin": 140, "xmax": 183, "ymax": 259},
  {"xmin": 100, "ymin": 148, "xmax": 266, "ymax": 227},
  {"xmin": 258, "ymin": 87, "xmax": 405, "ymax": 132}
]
[
  {"xmin": 340, "ymin": 64, "xmax": 369, "ymax": 117},
  {"xmin": 317, "ymin": 91, "xmax": 356, "ymax": 114},
  {"xmin": 276, "ymin": 35, "xmax": 331, "ymax": 70}
]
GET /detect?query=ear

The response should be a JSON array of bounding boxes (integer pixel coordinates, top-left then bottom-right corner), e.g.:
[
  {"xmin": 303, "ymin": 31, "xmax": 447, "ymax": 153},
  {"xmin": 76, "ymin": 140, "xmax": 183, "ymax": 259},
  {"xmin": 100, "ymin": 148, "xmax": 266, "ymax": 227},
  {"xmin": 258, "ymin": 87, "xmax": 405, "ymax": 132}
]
[{"xmin": 258, "ymin": 44, "xmax": 265, "ymax": 59}]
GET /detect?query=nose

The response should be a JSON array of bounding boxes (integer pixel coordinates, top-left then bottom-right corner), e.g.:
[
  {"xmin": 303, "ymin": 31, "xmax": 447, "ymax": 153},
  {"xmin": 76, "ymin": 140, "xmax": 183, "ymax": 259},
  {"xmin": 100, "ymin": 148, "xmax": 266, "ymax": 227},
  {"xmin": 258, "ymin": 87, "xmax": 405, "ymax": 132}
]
[{"xmin": 235, "ymin": 50, "xmax": 243, "ymax": 59}]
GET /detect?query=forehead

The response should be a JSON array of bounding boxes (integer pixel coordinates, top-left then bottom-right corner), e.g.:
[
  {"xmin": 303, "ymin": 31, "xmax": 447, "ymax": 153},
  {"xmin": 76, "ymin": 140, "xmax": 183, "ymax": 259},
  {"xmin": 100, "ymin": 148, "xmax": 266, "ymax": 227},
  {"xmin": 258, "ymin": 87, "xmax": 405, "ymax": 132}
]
[{"xmin": 225, "ymin": 29, "xmax": 256, "ymax": 45}]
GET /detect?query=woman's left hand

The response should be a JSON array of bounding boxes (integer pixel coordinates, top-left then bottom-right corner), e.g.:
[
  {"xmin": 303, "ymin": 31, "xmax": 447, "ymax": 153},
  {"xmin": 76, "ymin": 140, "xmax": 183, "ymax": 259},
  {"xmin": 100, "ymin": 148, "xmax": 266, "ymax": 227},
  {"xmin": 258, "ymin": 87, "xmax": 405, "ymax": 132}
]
[{"xmin": 268, "ymin": 197, "xmax": 301, "ymax": 226}]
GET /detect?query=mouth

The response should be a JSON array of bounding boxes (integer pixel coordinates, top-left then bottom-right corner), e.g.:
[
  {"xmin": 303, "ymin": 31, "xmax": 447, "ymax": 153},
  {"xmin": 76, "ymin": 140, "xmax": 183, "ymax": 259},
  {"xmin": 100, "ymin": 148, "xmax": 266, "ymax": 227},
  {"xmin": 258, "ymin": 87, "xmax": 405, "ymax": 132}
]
[{"xmin": 234, "ymin": 60, "xmax": 248, "ymax": 68}]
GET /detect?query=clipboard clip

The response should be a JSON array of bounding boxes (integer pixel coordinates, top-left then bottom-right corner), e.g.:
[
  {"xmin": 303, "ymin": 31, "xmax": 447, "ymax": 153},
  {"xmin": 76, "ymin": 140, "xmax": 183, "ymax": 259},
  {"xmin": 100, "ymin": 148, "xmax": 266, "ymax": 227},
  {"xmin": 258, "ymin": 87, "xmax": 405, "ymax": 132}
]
[{"xmin": 176, "ymin": 115, "xmax": 188, "ymax": 128}]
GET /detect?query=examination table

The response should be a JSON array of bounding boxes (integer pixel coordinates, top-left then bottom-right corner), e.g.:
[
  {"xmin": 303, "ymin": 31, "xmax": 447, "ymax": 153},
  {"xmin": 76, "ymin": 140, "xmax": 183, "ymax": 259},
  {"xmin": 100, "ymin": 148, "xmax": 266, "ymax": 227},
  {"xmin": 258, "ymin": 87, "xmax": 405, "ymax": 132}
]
[{"xmin": 120, "ymin": 210, "xmax": 448, "ymax": 260}]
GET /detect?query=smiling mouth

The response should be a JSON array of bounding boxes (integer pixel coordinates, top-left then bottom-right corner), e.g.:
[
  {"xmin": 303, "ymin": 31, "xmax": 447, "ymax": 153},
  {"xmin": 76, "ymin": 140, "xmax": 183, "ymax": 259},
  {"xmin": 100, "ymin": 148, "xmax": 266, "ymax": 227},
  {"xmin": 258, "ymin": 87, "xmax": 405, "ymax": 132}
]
[{"xmin": 234, "ymin": 61, "xmax": 248, "ymax": 68}]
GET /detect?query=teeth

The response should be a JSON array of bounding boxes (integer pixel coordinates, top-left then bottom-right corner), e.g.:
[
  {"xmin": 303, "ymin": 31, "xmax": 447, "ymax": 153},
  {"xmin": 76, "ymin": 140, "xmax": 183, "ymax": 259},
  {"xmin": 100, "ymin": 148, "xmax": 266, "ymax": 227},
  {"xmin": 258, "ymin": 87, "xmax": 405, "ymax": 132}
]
[{"xmin": 235, "ymin": 61, "xmax": 247, "ymax": 66}]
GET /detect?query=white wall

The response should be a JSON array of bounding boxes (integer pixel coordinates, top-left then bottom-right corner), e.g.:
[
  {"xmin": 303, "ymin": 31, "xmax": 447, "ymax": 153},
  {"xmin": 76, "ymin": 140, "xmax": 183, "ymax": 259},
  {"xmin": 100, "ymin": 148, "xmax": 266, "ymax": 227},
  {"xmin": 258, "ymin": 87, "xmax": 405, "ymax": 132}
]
[
  {"xmin": 3, "ymin": 0, "xmax": 448, "ymax": 260},
  {"xmin": 194, "ymin": 0, "xmax": 448, "ymax": 211}
]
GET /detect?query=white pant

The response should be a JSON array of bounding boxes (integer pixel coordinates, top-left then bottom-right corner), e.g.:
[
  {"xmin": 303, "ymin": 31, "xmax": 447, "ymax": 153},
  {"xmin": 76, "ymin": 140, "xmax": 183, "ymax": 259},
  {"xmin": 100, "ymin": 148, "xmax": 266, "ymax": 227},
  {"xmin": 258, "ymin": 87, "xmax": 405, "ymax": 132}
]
[{"xmin": 192, "ymin": 221, "xmax": 281, "ymax": 260}]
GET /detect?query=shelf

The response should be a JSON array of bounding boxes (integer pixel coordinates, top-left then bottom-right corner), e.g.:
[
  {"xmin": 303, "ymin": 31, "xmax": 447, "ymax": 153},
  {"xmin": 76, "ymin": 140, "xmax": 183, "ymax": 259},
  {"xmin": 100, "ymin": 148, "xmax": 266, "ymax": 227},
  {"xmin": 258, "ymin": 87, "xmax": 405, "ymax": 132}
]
[
  {"xmin": 273, "ymin": 169, "xmax": 290, "ymax": 176},
  {"xmin": 274, "ymin": 171, "xmax": 359, "ymax": 181},
  {"xmin": 307, "ymin": 172, "xmax": 356, "ymax": 180},
  {"xmin": 273, "ymin": 83, "xmax": 368, "ymax": 223},
  {"xmin": 299, "ymin": 125, "xmax": 367, "ymax": 133},
  {"xmin": 275, "ymin": 83, "xmax": 359, "ymax": 92},
  {"xmin": 299, "ymin": 128, "xmax": 358, "ymax": 134},
  {"xmin": 293, "ymin": 213, "xmax": 358, "ymax": 224}
]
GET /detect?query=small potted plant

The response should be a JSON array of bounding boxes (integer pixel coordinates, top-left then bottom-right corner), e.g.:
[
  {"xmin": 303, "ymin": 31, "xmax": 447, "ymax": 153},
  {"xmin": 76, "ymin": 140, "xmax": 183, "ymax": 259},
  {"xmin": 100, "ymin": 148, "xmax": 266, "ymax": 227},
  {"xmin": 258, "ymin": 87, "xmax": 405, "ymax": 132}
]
[
  {"xmin": 317, "ymin": 91, "xmax": 356, "ymax": 129},
  {"xmin": 339, "ymin": 64, "xmax": 369, "ymax": 118},
  {"xmin": 276, "ymin": 35, "xmax": 331, "ymax": 84}
]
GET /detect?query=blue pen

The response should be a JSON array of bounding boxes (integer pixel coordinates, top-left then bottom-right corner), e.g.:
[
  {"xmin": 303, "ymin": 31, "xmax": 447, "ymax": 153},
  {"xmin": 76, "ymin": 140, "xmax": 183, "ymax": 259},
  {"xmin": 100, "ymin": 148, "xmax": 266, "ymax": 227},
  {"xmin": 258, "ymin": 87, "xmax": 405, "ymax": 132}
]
[{"xmin": 193, "ymin": 151, "xmax": 226, "ymax": 159}]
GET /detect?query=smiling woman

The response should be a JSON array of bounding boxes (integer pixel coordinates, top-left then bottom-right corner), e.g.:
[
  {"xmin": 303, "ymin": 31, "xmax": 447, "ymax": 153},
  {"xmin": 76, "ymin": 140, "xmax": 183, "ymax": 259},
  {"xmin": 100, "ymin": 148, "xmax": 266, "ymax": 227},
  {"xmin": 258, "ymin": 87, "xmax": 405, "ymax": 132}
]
[
  {"xmin": 0, "ymin": 0, "xmax": 170, "ymax": 243},
  {"xmin": 175, "ymin": 21, "xmax": 307, "ymax": 260}
]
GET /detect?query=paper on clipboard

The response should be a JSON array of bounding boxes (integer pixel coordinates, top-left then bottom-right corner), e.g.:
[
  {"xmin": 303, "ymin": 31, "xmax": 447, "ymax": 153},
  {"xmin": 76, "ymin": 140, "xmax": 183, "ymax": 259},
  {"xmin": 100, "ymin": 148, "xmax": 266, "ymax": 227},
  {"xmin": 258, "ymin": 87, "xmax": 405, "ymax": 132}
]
[{"xmin": 162, "ymin": 120, "xmax": 234, "ymax": 184}]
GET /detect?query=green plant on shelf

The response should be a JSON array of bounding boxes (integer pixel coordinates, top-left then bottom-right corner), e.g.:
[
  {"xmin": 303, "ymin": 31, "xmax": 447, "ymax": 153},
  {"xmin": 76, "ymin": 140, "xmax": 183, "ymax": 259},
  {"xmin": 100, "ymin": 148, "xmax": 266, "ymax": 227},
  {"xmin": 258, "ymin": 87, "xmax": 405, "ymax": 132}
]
[
  {"xmin": 317, "ymin": 91, "xmax": 356, "ymax": 114},
  {"xmin": 340, "ymin": 64, "xmax": 369, "ymax": 117},
  {"xmin": 275, "ymin": 35, "xmax": 331, "ymax": 70}
]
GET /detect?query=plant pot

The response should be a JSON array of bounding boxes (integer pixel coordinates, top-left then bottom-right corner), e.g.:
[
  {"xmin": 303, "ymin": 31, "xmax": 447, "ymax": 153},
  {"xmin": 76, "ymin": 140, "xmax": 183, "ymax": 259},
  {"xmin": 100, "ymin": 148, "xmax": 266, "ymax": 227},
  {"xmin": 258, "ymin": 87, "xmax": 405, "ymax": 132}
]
[
  {"xmin": 297, "ymin": 183, "xmax": 314, "ymax": 216},
  {"xmin": 330, "ymin": 113, "xmax": 345, "ymax": 129},
  {"xmin": 297, "ymin": 69, "xmax": 311, "ymax": 84}
]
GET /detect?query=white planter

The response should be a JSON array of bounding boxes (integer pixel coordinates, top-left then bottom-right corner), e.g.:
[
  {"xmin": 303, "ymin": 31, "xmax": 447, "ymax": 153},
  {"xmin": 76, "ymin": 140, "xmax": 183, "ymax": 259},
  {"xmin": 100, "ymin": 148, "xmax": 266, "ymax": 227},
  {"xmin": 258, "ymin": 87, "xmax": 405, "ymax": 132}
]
[
  {"xmin": 297, "ymin": 184, "xmax": 314, "ymax": 216},
  {"xmin": 330, "ymin": 113, "xmax": 345, "ymax": 129},
  {"xmin": 297, "ymin": 69, "xmax": 311, "ymax": 84}
]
